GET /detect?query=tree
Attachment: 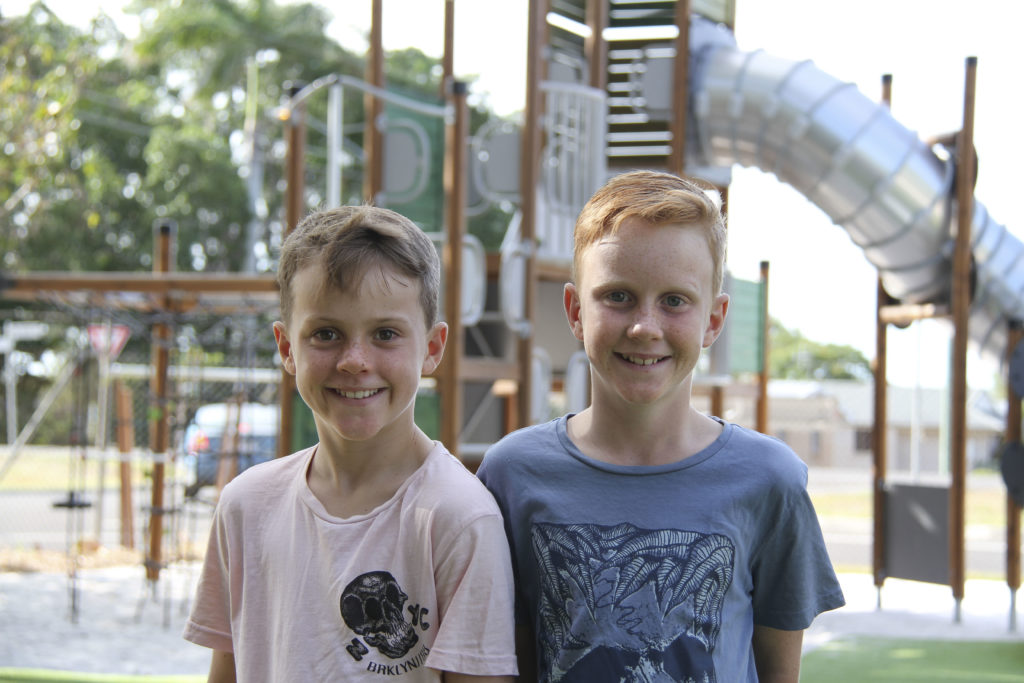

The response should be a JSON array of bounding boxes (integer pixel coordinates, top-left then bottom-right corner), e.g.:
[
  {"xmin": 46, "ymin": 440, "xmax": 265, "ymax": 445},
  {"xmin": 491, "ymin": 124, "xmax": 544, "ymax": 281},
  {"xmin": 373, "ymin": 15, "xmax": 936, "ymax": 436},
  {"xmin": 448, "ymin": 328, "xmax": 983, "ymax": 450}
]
[{"xmin": 770, "ymin": 318, "xmax": 872, "ymax": 381}]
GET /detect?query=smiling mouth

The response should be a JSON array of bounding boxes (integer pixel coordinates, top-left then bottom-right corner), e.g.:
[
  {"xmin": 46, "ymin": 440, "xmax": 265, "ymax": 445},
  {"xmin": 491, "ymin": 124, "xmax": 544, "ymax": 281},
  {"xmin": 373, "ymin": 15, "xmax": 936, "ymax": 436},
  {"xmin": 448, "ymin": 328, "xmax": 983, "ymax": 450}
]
[
  {"xmin": 618, "ymin": 353, "xmax": 665, "ymax": 366},
  {"xmin": 332, "ymin": 388, "xmax": 384, "ymax": 399}
]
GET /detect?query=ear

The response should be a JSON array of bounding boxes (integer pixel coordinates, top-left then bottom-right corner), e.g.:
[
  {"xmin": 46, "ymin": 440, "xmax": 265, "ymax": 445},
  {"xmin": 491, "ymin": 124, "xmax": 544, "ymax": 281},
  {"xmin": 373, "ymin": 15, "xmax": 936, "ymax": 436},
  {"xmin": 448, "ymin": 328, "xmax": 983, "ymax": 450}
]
[
  {"xmin": 421, "ymin": 321, "xmax": 448, "ymax": 376},
  {"xmin": 702, "ymin": 293, "xmax": 730, "ymax": 348},
  {"xmin": 273, "ymin": 321, "xmax": 296, "ymax": 375},
  {"xmin": 564, "ymin": 283, "xmax": 584, "ymax": 342}
]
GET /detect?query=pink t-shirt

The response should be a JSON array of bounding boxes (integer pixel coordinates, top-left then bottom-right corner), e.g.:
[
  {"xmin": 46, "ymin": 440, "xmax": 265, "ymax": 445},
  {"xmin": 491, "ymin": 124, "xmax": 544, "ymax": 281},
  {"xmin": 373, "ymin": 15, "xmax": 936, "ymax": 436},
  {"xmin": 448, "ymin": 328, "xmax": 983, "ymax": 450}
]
[{"xmin": 183, "ymin": 442, "xmax": 517, "ymax": 681}]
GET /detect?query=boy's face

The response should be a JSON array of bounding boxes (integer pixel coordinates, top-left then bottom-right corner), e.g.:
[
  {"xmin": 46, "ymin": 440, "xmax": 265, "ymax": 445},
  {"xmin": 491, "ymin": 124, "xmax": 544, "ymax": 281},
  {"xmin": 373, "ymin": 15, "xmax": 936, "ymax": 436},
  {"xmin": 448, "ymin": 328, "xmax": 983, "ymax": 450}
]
[
  {"xmin": 564, "ymin": 217, "xmax": 728, "ymax": 409},
  {"xmin": 273, "ymin": 262, "xmax": 446, "ymax": 449}
]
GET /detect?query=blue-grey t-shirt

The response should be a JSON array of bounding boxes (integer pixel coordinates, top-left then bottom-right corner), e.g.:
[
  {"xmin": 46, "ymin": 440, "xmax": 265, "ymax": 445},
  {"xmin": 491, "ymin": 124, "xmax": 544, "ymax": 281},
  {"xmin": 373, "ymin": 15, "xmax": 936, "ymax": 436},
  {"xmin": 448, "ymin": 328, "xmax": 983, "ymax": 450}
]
[{"xmin": 477, "ymin": 415, "xmax": 845, "ymax": 683}]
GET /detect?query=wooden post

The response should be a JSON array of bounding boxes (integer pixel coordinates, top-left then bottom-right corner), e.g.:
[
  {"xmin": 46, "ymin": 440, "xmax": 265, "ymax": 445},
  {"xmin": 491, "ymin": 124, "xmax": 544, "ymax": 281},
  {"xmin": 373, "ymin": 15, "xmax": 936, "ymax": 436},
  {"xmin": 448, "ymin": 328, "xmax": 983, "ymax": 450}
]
[
  {"xmin": 441, "ymin": 0, "xmax": 455, "ymax": 97},
  {"xmin": 364, "ymin": 0, "xmax": 385, "ymax": 205},
  {"xmin": 440, "ymin": 81, "xmax": 468, "ymax": 457},
  {"xmin": 667, "ymin": 0, "xmax": 691, "ymax": 176},
  {"xmin": 949, "ymin": 56, "xmax": 978, "ymax": 619},
  {"xmin": 755, "ymin": 260, "xmax": 770, "ymax": 433},
  {"xmin": 146, "ymin": 220, "xmax": 174, "ymax": 582},
  {"xmin": 517, "ymin": 0, "xmax": 547, "ymax": 428},
  {"xmin": 114, "ymin": 380, "xmax": 134, "ymax": 549},
  {"xmin": 1007, "ymin": 321, "xmax": 1023, "ymax": 630},
  {"xmin": 278, "ymin": 83, "xmax": 306, "ymax": 460},
  {"xmin": 873, "ymin": 276, "xmax": 890, "ymax": 593},
  {"xmin": 585, "ymin": 0, "xmax": 608, "ymax": 92},
  {"xmin": 873, "ymin": 73, "xmax": 893, "ymax": 595}
]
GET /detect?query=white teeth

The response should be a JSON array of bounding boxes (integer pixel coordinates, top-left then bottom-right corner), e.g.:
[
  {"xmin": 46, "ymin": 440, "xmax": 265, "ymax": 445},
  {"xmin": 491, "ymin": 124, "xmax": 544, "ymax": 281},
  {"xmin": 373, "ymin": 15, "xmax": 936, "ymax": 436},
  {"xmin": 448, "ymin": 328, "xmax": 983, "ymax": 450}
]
[
  {"xmin": 337, "ymin": 389, "xmax": 378, "ymax": 399},
  {"xmin": 623, "ymin": 355, "xmax": 659, "ymax": 366}
]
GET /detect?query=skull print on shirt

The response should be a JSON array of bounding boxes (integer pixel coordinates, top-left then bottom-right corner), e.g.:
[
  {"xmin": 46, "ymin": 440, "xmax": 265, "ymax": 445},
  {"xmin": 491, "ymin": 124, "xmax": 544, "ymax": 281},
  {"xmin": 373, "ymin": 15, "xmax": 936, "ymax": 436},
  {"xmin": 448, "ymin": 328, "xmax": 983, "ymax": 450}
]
[{"xmin": 341, "ymin": 570, "xmax": 432, "ymax": 672}]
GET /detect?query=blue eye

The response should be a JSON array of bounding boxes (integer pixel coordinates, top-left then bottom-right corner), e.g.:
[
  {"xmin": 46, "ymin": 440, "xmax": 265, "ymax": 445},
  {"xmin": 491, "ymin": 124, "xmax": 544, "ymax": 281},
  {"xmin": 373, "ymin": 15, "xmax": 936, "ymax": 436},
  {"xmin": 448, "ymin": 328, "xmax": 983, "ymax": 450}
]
[
  {"xmin": 664, "ymin": 295, "xmax": 685, "ymax": 307},
  {"xmin": 607, "ymin": 291, "xmax": 629, "ymax": 303},
  {"xmin": 313, "ymin": 329, "xmax": 338, "ymax": 342},
  {"xmin": 376, "ymin": 328, "xmax": 398, "ymax": 342}
]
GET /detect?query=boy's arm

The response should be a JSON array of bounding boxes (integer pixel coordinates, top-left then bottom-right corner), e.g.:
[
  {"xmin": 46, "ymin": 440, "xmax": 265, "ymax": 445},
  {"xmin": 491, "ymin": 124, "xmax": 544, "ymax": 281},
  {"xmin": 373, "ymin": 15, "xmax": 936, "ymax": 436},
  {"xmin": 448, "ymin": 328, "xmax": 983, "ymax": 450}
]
[
  {"xmin": 514, "ymin": 625, "xmax": 537, "ymax": 682},
  {"xmin": 752, "ymin": 625, "xmax": 803, "ymax": 683},
  {"xmin": 206, "ymin": 650, "xmax": 236, "ymax": 683}
]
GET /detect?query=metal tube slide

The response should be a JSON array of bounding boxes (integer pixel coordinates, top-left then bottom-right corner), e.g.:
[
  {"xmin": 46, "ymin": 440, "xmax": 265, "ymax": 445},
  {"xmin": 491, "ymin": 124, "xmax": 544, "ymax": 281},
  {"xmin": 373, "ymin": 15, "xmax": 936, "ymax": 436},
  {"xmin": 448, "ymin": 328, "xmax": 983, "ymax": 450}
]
[{"xmin": 688, "ymin": 17, "xmax": 1024, "ymax": 364}]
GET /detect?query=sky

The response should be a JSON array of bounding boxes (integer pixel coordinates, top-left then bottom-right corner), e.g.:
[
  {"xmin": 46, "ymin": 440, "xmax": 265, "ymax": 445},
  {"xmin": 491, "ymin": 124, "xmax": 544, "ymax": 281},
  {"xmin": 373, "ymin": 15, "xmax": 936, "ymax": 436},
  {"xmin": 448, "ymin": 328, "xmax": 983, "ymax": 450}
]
[{"xmin": 10, "ymin": 0, "xmax": 1023, "ymax": 390}]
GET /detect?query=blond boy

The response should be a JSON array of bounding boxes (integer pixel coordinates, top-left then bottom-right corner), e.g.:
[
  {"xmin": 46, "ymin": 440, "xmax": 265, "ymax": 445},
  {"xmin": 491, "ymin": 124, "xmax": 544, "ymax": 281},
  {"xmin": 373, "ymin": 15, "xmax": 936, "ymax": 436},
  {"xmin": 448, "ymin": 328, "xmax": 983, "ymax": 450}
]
[
  {"xmin": 478, "ymin": 171, "xmax": 844, "ymax": 682},
  {"xmin": 185, "ymin": 206, "xmax": 517, "ymax": 682}
]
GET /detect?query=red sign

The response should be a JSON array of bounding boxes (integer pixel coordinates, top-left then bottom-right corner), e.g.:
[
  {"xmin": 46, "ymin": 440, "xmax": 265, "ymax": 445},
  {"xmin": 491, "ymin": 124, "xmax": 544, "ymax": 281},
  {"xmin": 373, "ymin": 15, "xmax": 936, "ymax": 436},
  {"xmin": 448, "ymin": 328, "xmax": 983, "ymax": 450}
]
[{"xmin": 87, "ymin": 324, "xmax": 131, "ymax": 359}]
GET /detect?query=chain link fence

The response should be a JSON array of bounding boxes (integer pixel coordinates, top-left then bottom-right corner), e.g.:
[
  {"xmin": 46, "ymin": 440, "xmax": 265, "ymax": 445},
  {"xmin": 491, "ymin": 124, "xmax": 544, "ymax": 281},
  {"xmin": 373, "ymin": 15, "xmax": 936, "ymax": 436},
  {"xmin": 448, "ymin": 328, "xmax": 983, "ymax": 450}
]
[{"xmin": 0, "ymin": 305, "xmax": 282, "ymax": 571}]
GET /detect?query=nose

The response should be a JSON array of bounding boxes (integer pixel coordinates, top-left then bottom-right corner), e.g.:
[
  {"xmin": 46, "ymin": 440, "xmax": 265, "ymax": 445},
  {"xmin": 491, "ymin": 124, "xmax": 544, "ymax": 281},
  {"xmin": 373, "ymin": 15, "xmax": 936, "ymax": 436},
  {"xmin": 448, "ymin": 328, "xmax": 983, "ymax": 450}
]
[
  {"xmin": 627, "ymin": 305, "xmax": 662, "ymax": 341},
  {"xmin": 337, "ymin": 340, "xmax": 369, "ymax": 373}
]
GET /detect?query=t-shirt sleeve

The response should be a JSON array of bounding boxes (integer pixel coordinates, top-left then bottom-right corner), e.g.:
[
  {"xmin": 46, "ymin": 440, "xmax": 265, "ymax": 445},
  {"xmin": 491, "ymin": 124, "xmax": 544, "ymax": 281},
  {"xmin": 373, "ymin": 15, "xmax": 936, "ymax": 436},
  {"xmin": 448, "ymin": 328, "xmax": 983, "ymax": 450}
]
[
  {"xmin": 750, "ymin": 472, "xmax": 846, "ymax": 630},
  {"xmin": 182, "ymin": 497, "xmax": 236, "ymax": 653},
  {"xmin": 426, "ymin": 511, "xmax": 519, "ymax": 677}
]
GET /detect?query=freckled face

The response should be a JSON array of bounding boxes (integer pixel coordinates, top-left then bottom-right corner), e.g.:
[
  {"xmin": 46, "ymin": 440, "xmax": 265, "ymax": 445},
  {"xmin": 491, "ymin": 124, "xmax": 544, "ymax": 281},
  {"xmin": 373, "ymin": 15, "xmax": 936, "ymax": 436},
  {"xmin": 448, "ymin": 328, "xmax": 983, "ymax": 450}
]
[
  {"xmin": 565, "ymin": 217, "xmax": 727, "ymax": 409},
  {"xmin": 274, "ymin": 262, "xmax": 446, "ymax": 448}
]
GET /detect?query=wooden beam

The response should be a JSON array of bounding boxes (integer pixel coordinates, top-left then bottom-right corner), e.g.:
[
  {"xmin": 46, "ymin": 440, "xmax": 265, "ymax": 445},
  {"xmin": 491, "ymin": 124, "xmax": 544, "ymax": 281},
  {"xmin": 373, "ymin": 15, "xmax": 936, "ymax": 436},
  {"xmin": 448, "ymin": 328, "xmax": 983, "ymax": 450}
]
[
  {"xmin": 949, "ymin": 55, "xmax": 978, "ymax": 615},
  {"xmin": 517, "ymin": 0, "xmax": 548, "ymax": 428},
  {"xmin": 1006, "ymin": 321, "xmax": 1022, "ymax": 605},
  {"xmin": 878, "ymin": 302, "xmax": 949, "ymax": 326},
  {"xmin": 668, "ymin": 0, "xmax": 691, "ymax": 176},
  {"xmin": 278, "ymin": 83, "xmax": 307, "ymax": 460},
  {"xmin": 585, "ymin": 0, "xmax": 608, "ymax": 92},
  {"xmin": 1, "ymin": 272, "xmax": 277, "ymax": 296},
  {"xmin": 755, "ymin": 260, "xmax": 770, "ymax": 433},
  {"xmin": 440, "ymin": 81, "xmax": 468, "ymax": 457},
  {"xmin": 364, "ymin": 0, "xmax": 385, "ymax": 204},
  {"xmin": 145, "ymin": 221, "xmax": 173, "ymax": 582},
  {"xmin": 873, "ymin": 74, "xmax": 893, "ymax": 593}
]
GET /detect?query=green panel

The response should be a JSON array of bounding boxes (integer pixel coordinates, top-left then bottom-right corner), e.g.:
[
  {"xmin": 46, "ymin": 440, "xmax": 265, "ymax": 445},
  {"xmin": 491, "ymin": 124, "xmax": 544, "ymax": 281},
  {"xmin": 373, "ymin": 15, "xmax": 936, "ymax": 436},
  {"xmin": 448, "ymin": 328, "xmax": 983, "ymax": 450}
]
[
  {"xmin": 728, "ymin": 277, "xmax": 764, "ymax": 374},
  {"xmin": 290, "ymin": 391, "xmax": 318, "ymax": 453},
  {"xmin": 383, "ymin": 88, "xmax": 445, "ymax": 233},
  {"xmin": 414, "ymin": 387, "xmax": 440, "ymax": 441}
]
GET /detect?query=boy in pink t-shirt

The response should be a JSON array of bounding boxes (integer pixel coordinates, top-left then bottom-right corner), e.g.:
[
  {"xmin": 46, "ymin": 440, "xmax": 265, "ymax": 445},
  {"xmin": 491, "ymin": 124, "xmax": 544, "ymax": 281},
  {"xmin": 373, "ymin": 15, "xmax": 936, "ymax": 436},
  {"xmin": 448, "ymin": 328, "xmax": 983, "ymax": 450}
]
[{"xmin": 184, "ymin": 205, "xmax": 517, "ymax": 682}]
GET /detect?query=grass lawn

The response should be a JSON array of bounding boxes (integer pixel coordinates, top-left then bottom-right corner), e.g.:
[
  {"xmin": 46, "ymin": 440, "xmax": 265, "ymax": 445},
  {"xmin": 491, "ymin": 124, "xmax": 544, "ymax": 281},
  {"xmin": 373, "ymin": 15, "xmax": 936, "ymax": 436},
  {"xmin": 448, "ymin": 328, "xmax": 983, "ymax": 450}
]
[
  {"xmin": 0, "ymin": 448, "xmax": 179, "ymax": 492},
  {"xmin": 809, "ymin": 488, "xmax": 1010, "ymax": 528},
  {"xmin": 0, "ymin": 672, "xmax": 202, "ymax": 683},
  {"xmin": 800, "ymin": 637, "xmax": 1024, "ymax": 682}
]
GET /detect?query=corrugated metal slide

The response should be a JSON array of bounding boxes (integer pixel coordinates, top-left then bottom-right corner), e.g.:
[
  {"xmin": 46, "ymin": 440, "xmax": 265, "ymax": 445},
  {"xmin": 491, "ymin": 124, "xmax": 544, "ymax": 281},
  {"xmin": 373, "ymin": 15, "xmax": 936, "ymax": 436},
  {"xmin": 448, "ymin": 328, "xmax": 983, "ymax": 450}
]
[{"xmin": 688, "ymin": 17, "xmax": 1024, "ymax": 364}]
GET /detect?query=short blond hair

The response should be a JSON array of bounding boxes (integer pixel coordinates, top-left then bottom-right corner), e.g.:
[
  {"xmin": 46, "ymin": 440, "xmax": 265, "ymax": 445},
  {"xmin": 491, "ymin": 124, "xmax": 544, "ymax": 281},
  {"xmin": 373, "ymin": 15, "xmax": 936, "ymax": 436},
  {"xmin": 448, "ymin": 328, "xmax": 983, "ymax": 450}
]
[
  {"xmin": 276, "ymin": 205, "xmax": 440, "ymax": 326},
  {"xmin": 573, "ymin": 170, "xmax": 727, "ymax": 294}
]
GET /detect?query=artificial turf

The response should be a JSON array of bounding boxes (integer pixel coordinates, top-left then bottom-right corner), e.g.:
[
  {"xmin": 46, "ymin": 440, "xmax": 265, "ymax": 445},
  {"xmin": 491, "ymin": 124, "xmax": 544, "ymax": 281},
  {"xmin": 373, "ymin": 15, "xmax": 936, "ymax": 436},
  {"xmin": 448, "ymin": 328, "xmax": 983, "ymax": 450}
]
[{"xmin": 800, "ymin": 636, "xmax": 1024, "ymax": 681}]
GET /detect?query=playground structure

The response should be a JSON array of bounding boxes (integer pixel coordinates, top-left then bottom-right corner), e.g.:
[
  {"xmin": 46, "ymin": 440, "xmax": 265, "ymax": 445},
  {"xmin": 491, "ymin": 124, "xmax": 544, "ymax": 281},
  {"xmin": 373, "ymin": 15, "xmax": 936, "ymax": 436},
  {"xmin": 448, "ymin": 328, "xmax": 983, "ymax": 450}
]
[{"xmin": 2, "ymin": 0, "xmax": 1024, "ymax": 628}]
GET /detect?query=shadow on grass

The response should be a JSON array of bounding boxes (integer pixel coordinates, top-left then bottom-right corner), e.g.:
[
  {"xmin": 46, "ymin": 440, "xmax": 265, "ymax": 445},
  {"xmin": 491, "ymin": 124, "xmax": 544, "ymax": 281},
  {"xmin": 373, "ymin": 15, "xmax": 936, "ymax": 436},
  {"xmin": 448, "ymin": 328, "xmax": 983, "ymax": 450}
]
[{"xmin": 801, "ymin": 637, "xmax": 1024, "ymax": 681}]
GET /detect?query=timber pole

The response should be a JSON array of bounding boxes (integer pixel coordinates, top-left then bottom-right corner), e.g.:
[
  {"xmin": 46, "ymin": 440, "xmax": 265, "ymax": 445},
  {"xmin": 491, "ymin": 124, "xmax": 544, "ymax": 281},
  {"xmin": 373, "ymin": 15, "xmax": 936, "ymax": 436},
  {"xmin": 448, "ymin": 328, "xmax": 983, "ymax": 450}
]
[
  {"xmin": 873, "ymin": 73, "xmax": 893, "ymax": 597},
  {"xmin": 278, "ymin": 82, "xmax": 306, "ymax": 459},
  {"xmin": 949, "ymin": 56, "xmax": 978, "ymax": 620},
  {"xmin": 440, "ymin": 80, "xmax": 468, "ymax": 458},
  {"xmin": 145, "ymin": 220, "xmax": 174, "ymax": 582},
  {"xmin": 1006, "ymin": 320, "xmax": 1023, "ymax": 631}
]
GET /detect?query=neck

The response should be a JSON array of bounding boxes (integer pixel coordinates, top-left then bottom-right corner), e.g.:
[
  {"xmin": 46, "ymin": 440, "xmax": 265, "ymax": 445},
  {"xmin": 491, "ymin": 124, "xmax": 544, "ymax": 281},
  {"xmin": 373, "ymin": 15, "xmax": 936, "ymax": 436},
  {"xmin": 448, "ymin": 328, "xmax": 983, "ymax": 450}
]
[
  {"xmin": 308, "ymin": 428, "xmax": 433, "ymax": 517},
  {"xmin": 568, "ymin": 403, "xmax": 720, "ymax": 467}
]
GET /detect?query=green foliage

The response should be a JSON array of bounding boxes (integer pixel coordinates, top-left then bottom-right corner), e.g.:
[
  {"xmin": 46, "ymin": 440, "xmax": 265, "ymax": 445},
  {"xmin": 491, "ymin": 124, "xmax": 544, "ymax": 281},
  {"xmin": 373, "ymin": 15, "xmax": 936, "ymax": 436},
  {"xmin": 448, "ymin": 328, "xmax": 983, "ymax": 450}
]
[{"xmin": 770, "ymin": 318, "xmax": 872, "ymax": 380}]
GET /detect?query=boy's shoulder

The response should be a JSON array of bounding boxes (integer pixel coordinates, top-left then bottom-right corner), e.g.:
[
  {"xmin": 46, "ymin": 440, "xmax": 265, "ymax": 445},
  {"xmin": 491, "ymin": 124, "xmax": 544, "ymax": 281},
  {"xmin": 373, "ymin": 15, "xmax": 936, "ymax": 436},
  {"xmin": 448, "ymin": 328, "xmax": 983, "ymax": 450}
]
[
  {"xmin": 413, "ymin": 442, "xmax": 503, "ymax": 517},
  {"xmin": 485, "ymin": 417, "xmax": 562, "ymax": 457},
  {"xmin": 720, "ymin": 421, "xmax": 809, "ymax": 485},
  {"xmin": 217, "ymin": 445, "xmax": 312, "ymax": 507}
]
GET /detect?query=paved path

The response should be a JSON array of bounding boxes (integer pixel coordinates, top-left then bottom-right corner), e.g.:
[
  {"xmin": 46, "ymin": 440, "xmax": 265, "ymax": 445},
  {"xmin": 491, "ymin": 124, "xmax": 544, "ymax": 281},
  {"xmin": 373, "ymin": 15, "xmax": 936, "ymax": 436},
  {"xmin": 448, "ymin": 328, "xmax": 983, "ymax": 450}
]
[{"xmin": 0, "ymin": 565, "xmax": 1021, "ymax": 676}]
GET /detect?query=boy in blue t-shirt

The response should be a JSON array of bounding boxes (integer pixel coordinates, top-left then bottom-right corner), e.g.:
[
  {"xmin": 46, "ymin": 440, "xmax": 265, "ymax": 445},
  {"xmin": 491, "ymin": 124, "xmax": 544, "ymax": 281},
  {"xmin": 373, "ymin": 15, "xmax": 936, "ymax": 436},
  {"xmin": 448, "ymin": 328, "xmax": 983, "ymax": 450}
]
[{"xmin": 478, "ymin": 170, "xmax": 844, "ymax": 682}]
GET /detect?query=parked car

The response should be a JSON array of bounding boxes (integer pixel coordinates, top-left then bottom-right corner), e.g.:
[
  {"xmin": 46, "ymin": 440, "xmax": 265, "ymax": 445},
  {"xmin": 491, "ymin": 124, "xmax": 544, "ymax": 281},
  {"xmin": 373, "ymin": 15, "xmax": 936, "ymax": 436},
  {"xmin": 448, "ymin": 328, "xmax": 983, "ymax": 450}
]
[{"xmin": 183, "ymin": 402, "xmax": 278, "ymax": 497}]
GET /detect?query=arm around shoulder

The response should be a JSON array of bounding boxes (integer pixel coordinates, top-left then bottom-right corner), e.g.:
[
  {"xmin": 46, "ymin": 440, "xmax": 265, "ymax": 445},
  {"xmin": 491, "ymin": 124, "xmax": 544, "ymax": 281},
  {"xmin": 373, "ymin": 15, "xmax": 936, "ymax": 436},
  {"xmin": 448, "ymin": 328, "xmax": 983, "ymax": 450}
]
[
  {"xmin": 206, "ymin": 650, "xmax": 236, "ymax": 683},
  {"xmin": 443, "ymin": 674, "xmax": 514, "ymax": 683},
  {"xmin": 752, "ymin": 625, "xmax": 802, "ymax": 683}
]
